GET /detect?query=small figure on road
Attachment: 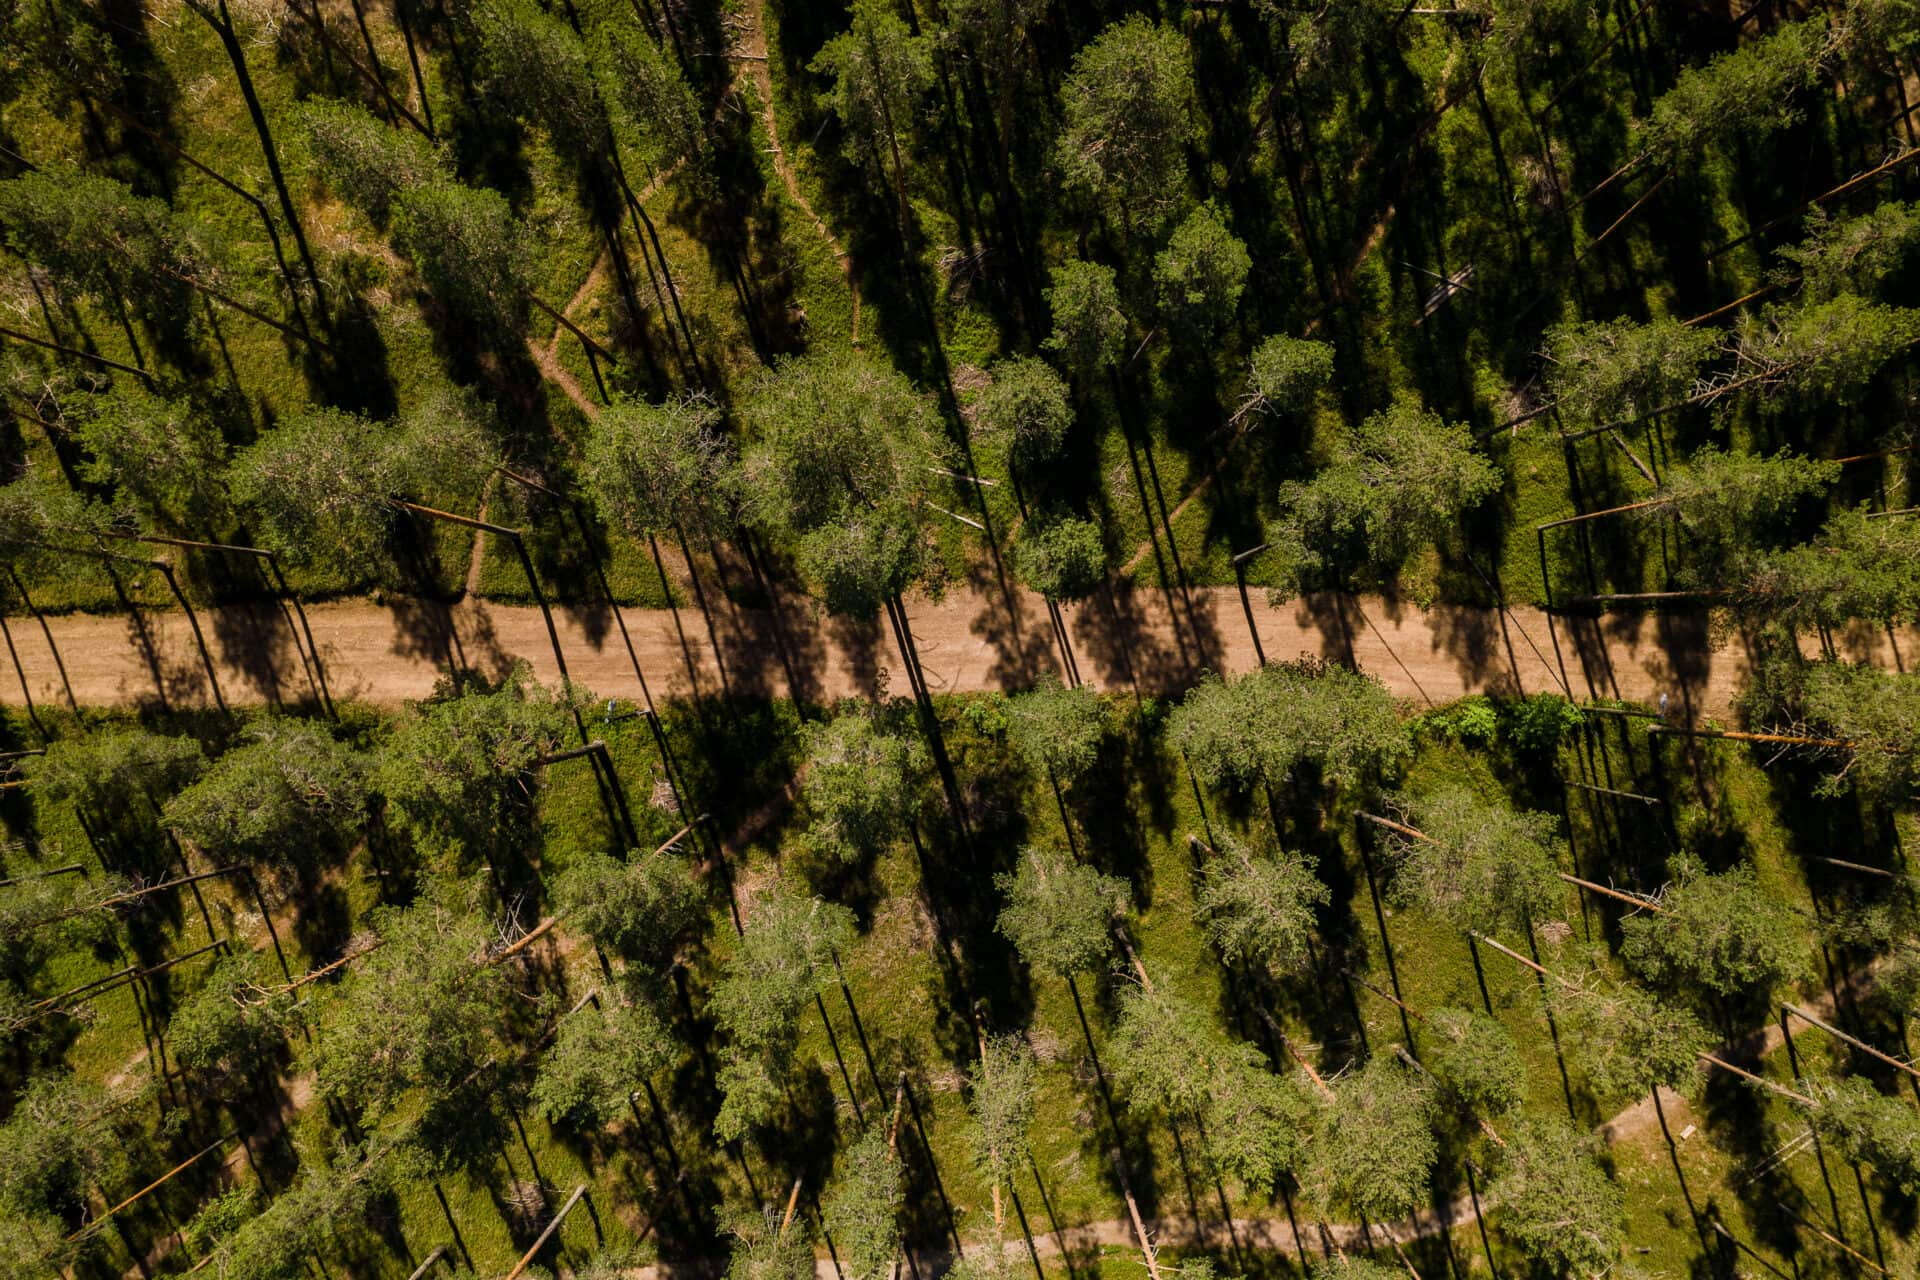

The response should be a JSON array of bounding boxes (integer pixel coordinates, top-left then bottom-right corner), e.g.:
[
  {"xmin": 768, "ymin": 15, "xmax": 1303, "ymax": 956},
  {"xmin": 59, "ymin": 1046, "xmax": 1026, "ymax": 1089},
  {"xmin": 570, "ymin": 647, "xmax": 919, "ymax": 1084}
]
[{"xmin": 1658, "ymin": 692, "xmax": 1670, "ymax": 719}]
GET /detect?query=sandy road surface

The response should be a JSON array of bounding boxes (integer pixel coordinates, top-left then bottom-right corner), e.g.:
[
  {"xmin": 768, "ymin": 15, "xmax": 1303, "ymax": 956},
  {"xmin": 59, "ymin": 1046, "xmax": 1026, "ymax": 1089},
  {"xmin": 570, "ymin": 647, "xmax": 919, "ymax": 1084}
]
[{"xmin": 0, "ymin": 580, "xmax": 1912, "ymax": 717}]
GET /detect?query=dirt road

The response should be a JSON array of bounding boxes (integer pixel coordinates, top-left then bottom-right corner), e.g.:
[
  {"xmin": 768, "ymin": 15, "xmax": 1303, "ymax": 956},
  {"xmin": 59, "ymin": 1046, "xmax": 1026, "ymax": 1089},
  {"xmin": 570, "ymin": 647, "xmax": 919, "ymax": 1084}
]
[{"xmin": 0, "ymin": 580, "xmax": 1910, "ymax": 718}]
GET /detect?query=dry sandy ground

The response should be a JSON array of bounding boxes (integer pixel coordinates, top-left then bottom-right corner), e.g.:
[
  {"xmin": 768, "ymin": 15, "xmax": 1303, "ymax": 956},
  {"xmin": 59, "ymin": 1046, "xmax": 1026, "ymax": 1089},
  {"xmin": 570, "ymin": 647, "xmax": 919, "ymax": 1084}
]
[{"xmin": 1, "ymin": 580, "xmax": 1912, "ymax": 720}]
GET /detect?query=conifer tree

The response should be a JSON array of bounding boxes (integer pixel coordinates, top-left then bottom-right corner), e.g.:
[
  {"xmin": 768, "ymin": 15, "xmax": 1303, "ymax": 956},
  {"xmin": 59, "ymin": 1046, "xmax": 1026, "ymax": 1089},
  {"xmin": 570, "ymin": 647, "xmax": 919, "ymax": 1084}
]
[
  {"xmin": 975, "ymin": 356, "xmax": 1074, "ymax": 475},
  {"xmin": 1004, "ymin": 677, "xmax": 1106, "ymax": 791},
  {"xmin": 994, "ymin": 845, "xmax": 1127, "ymax": 979},
  {"xmin": 1309, "ymin": 1055, "xmax": 1438, "ymax": 1223},
  {"xmin": 1055, "ymin": 16, "xmax": 1197, "ymax": 230},
  {"xmin": 1384, "ymin": 788, "xmax": 1565, "ymax": 937},
  {"xmin": 1153, "ymin": 203, "xmax": 1250, "ymax": 343},
  {"xmin": 1266, "ymin": 402, "xmax": 1499, "ymax": 597},
  {"xmin": 1619, "ymin": 858, "xmax": 1807, "ymax": 1003},
  {"xmin": 711, "ymin": 887, "xmax": 857, "ymax": 1142},
  {"xmin": 800, "ymin": 709, "xmax": 925, "ymax": 863},
  {"xmin": 1043, "ymin": 259, "xmax": 1127, "ymax": 377},
  {"xmin": 1491, "ymin": 1119, "xmax": 1625, "ymax": 1274},
  {"xmin": 164, "ymin": 718, "xmax": 371, "ymax": 880},
  {"xmin": 1171, "ymin": 659, "xmax": 1408, "ymax": 794},
  {"xmin": 1192, "ymin": 831, "xmax": 1327, "ymax": 976}
]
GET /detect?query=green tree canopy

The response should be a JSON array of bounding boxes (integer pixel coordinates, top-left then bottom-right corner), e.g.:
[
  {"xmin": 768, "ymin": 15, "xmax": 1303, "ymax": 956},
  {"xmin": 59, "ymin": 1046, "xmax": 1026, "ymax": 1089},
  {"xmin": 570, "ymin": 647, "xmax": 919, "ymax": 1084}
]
[
  {"xmin": 1802, "ymin": 1075, "xmax": 1920, "ymax": 1195},
  {"xmin": 1541, "ymin": 316, "xmax": 1720, "ymax": 423},
  {"xmin": 474, "ymin": 0, "xmax": 607, "ymax": 158},
  {"xmin": 1554, "ymin": 974, "xmax": 1710, "ymax": 1098},
  {"xmin": 1744, "ymin": 506, "xmax": 1920, "ymax": 631},
  {"xmin": 1192, "ymin": 832, "xmax": 1326, "ymax": 975},
  {"xmin": 164, "ymin": 718, "xmax": 371, "ymax": 877},
  {"xmin": 1170, "ymin": 659, "xmax": 1408, "ymax": 794},
  {"xmin": 584, "ymin": 393, "xmax": 732, "ymax": 537},
  {"xmin": 712, "ymin": 886, "xmax": 857, "ymax": 1141},
  {"xmin": 1309, "ymin": 1055, "xmax": 1437, "ymax": 1222},
  {"xmin": 1491, "ymin": 1119, "xmax": 1625, "ymax": 1275},
  {"xmin": 531, "ymin": 998, "xmax": 674, "ymax": 1128},
  {"xmin": 1243, "ymin": 335, "xmax": 1335, "ymax": 419},
  {"xmin": 311, "ymin": 882, "xmax": 507, "ymax": 1125},
  {"xmin": 591, "ymin": 23, "xmax": 701, "ymax": 173},
  {"xmin": 1153, "ymin": 202, "xmax": 1250, "ymax": 341},
  {"xmin": 230, "ymin": 396, "xmax": 495, "ymax": 573},
  {"xmin": 552, "ymin": 845, "xmax": 703, "ymax": 973},
  {"xmin": 736, "ymin": 348, "xmax": 947, "ymax": 615},
  {"xmin": 1004, "ymin": 677, "xmax": 1106, "ymax": 788},
  {"xmin": 1633, "ymin": 447, "xmax": 1837, "ymax": 569},
  {"xmin": 0, "ymin": 167, "xmax": 208, "ymax": 336},
  {"xmin": 1055, "ymin": 16, "xmax": 1197, "ymax": 228},
  {"xmin": 810, "ymin": 0, "xmax": 932, "ymax": 182},
  {"xmin": 1620, "ymin": 859, "xmax": 1807, "ymax": 1001},
  {"xmin": 295, "ymin": 99, "xmax": 442, "ymax": 226},
  {"xmin": 211, "ymin": 1147, "xmax": 392, "ymax": 1280},
  {"xmin": 66, "ymin": 385, "xmax": 227, "ymax": 534},
  {"xmin": 1109, "ymin": 977, "xmax": 1310, "ymax": 1194},
  {"xmin": 168, "ymin": 952, "xmax": 292, "ymax": 1084},
  {"xmin": 1015, "ymin": 514, "xmax": 1106, "ymax": 602},
  {"xmin": 995, "ymin": 845, "xmax": 1127, "ymax": 978},
  {"xmin": 800, "ymin": 709, "xmax": 925, "ymax": 862},
  {"xmin": 0, "ymin": 1073, "xmax": 132, "ymax": 1252},
  {"xmin": 29, "ymin": 725, "xmax": 205, "ymax": 859},
  {"xmin": 1776, "ymin": 201, "xmax": 1920, "ymax": 302},
  {"xmin": 1795, "ymin": 661, "xmax": 1920, "ymax": 801},
  {"xmin": 374, "ymin": 668, "xmax": 573, "ymax": 865},
  {"xmin": 1384, "ymin": 788, "xmax": 1565, "ymax": 937},
  {"xmin": 1726, "ymin": 295, "xmax": 1920, "ymax": 405},
  {"xmin": 1267, "ymin": 402, "xmax": 1500, "ymax": 595},
  {"xmin": 966, "ymin": 1032, "xmax": 1038, "ymax": 1199},
  {"xmin": 975, "ymin": 355, "xmax": 1073, "ymax": 473},
  {"xmin": 1425, "ymin": 1005, "xmax": 1525, "ymax": 1117},
  {"xmin": 1637, "ymin": 18, "xmax": 1831, "ymax": 166},
  {"xmin": 724, "ymin": 1201, "xmax": 816, "ymax": 1280},
  {"xmin": 1043, "ymin": 259, "xmax": 1126, "ymax": 376},
  {"xmin": 390, "ymin": 178, "xmax": 533, "ymax": 346},
  {"xmin": 822, "ymin": 1124, "xmax": 902, "ymax": 1280}
]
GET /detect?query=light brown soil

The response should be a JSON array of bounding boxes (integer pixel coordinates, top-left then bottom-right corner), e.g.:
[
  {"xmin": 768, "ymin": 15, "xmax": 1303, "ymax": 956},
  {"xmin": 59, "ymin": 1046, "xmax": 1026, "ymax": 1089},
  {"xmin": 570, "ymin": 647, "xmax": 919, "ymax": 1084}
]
[{"xmin": 4, "ymin": 585, "xmax": 1911, "ymax": 723}]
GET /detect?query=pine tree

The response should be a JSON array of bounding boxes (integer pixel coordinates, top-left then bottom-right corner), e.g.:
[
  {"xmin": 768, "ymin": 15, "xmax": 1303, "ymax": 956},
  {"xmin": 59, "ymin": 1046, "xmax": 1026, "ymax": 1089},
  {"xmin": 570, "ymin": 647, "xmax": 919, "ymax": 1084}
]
[
  {"xmin": 1191, "ymin": 831, "xmax": 1327, "ymax": 976},
  {"xmin": 1242, "ymin": 335, "xmax": 1334, "ymax": 420},
  {"xmin": 1266, "ymin": 402, "xmax": 1500, "ymax": 598},
  {"xmin": 1055, "ymin": 16, "xmax": 1197, "ymax": 230},
  {"xmin": 374, "ymin": 667, "xmax": 573, "ymax": 869},
  {"xmin": 1619, "ymin": 858, "xmax": 1808, "ymax": 1002},
  {"xmin": 1383, "ymin": 788, "xmax": 1565, "ymax": 938},
  {"xmin": 1153, "ymin": 203, "xmax": 1250, "ymax": 343},
  {"xmin": 1801, "ymin": 1075, "xmax": 1920, "ymax": 1195},
  {"xmin": 1015, "ymin": 514, "xmax": 1107, "ymax": 603},
  {"xmin": 163, "ymin": 718, "xmax": 371, "ymax": 880},
  {"xmin": 1490, "ymin": 1118, "xmax": 1625, "ymax": 1274},
  {"xmin": 531, "ymin": 999, "xmax": 675, "ymax": 1128},
  {"xmin": 711, "ymin": 887, "xmax": 857, "ymax": 1142},
  {"xmin": 1309, "ymin": 1055, "xmax": 1438, "ymax": 1223},
  {"xmin": 800, "ymin": 709, "xmax": 926, "ymax": 863},
  {"xmin": 810, "ymin": 0, "xmax": 933, "ymax": 223},
  {"xmin": 994, "ymin": 845, "xmax": 1127, "ymax": 978},
  {"xmin": 975, "ymin": 355, "xmax": 1074, "ymax": 475},
  {"xmin": 1170, "ymin": 659, "xmax": 1408, "ymax": 794},
  {"xmin": 822, "ymin": 1124, "xmax": 903, "ymax": 1280},
  {"xmin": 1043, "ymin": 259, "xmax": 1127, "ymax": 377},
  {"xmin": 735, "ymin": 348, "xmax": 947, "ymax": 617},
  {"xmin": 1004, "ymin": 677, "xmax": 1107, "ymax": 790}
]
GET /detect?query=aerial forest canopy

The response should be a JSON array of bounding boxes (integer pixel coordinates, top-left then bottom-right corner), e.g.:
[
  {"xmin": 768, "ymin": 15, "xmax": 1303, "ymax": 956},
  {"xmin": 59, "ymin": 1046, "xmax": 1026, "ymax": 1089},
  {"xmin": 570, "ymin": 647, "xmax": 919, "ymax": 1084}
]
[{"xmin": 3, "ymin": 0, "xmax": 1920, "ymax": 1276}]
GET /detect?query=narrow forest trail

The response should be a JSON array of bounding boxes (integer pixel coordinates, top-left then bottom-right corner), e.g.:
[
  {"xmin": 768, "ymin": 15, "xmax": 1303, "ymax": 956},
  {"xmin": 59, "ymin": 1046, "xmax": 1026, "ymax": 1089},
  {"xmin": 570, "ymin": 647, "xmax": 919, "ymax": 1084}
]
[
  {"xmin": 2, "ymin": 584, "xmax": 1912, "ymax": 724},
  {"xmin": 731, "ymin": 0, "xmax": 862, "ymax": 343}
]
